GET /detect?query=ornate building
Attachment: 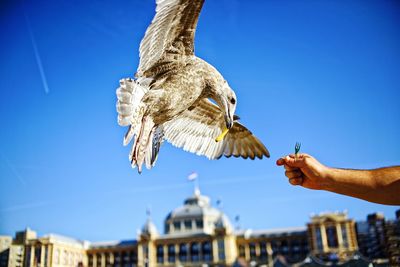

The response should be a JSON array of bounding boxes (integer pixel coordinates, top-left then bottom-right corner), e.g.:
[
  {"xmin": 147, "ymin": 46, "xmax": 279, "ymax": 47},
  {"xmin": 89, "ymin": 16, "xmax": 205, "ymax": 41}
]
[
  {"xmin": 306, "ymin": 212, "xmax": 358, "ymax": 262},
  {"xmin": 4, "ymin": 189, "xmax": 396, "ymax": 267},
  {"xmin": 0, "ymin": 228, "xmax": 37, "ymax": 267},
  {"xmin": 24, "ymin": 233, "xmax": 88, "ymax": 267}
]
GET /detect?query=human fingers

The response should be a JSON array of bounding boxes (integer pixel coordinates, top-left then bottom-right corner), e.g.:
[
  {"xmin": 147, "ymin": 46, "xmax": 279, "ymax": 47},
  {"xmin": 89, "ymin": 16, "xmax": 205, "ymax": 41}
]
[
  {"xmin": 289, "ymin": 177, "xmax": 303, "ymax": 186},
  {"xmin": 283, "ymin": 164, "xmax": 297, "ymax": 171},
  {"xmin": 283, "ymin": 154, "xmax": 307, "ymax": 168},
  {"xmin": 276, "ymin": 157, "xmax": 285, "ymax": 166},
  {"xmin": 285, "ymin": 169, "xmax": 303, "ymax": 179},
  {"xmin": 277, "ymin": 155, "xmax": 303, "ymax": 166}
]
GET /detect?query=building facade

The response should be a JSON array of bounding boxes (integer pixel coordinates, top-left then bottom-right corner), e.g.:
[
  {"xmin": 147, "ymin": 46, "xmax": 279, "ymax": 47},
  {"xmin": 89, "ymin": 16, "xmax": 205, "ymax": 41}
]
[
  {"xmin": 385, "ymin": 210, "xmax": 400, "ymax": 266},
  {"xmin": 307, "ymin": 212, "xmax": 358, "ymax": 262},
  {"xmin": 3, "ymin": 190, "xmax": 398, "ymax": 267},
  {"xmin": 0, "ymin": 236, "xmax": 13, "ymax": 267},
  {"xmin": 24, "ymin": 234, "xmax": 88, "ymax": 267},
  {"xmin": 356, "ymin": 213, "xmax": 387, "ymax": 261}
]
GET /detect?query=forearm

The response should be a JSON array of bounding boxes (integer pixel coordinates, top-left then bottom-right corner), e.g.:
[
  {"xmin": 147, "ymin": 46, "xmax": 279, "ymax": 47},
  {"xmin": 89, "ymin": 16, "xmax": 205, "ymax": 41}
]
[{"xmin": 322, "ymin": 166, "xmax": 400, "ymax": 205}]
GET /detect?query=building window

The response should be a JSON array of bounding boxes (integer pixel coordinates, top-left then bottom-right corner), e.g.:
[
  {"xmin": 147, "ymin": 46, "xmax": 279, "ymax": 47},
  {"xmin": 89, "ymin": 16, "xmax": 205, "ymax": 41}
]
[
  {"xmin": 196, "ymin": 219, "xmax": 203, "ymax": 229},
  {"xmin": 301, "ymin": 239, "xmax": 309, "ymax": 253},
  {"xmin": 239, "ymin": 245, "xmax": 245, "ymax": 257},
  {"xmin": 114, "ymin": 252, "xmax": 121, "ymax": 264},
  {"xmin": 35, "ymin": 246, "xmax": 42, "ymax": 264},
  {"xmin": 202, "ymin": 241, "xmax": 212, "ymax": 262},
  {"xmin": 315, "ymin": 228, "xmax": 323, "ymax": 251},
  {"xmin": 25, "ymin": 247, "xmax": 31, "ymax": 267},
  {"xmin": 96, "ymin": 253, "xmax": 102, "ymax": 267},
  {"xmin": 282, "ymin": 240, "xmax": 290, "ymax": 254},
  {"xmin": 173, "ymin": 221, "xmax": 181, "ymax": 231},
  {"xmin": 291, "ymin": 240, "xmax": 300, "ymax": 252},
  {"xmin": 156, "ymin": 245, "xmax": 164, "ymax": 263},
  {"xmin": 129, "ymin": 251, "xmax": 137, "ymax": 264},
  {"xmin": 341, "ymin": 225, "xmax": 348, "ymax": 248},
  {"xmin": 249, "ymin": 243, "xmax": 256, "ymax": 259},
  {"xmin": 168, "ymin": 245, "xmax": 175, "ymax": 263},
  {"xmin": 122, "ymin": 251, "xmax": 130, "ymax": 267},
  {"xmin": 184, "ymin": 220, "xmax": 192, "ymax": 230},
  {"xmin": 165, "ymin": 223, "xmax": 170, "ymax": 233},
  {"xmin": 271, "ymin": 241, "xmax": 278, "ymax": 255},
  {"xmin": 217, "ymin": 239, "xmax": 225, "ymax": 261},
  {"xmin": 179, "ymin": 243, "xmax": 188, "ymax": 262},
  {"xmin": 326, "ymin": 226, "xmax": 338, "ymax": 248},
  {"xmin": 260, "ymin": 242, "xmax": 267, "ymax": 261},
  {"xmin": 191, "ymin": 243, "xmax": 200, "ymax": 262},
  {"xmin": 88, "ymin": 255, "xmax": 93, "ymax": 267},
  {"xmin": 105, "ymin": 253, "xmax": 112, "ymax": 266}
]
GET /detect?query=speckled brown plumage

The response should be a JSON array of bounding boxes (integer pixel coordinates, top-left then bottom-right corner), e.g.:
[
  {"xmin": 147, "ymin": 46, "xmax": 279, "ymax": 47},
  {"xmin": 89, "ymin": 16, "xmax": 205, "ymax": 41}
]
[{"xmin": 116, "ymin": 0, "xmax": 269, "ymax": 173}]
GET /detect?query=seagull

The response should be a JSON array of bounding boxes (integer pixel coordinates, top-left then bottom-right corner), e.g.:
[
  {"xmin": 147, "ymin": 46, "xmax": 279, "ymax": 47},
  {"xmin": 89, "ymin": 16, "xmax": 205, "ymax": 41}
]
[{"xmin": 116, "ymin": 0, "xmax": 270, "ymax": 173}]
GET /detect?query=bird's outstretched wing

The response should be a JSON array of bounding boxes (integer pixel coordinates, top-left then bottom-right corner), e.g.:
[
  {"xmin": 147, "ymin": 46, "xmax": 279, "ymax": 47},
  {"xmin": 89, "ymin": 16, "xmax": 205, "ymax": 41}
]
[
  {"xmin": 137, "ymin": 0, "xmax": 205, "ymax": 76},
  {"xmin": 163, "ymin": 99, "xmax": 270, "ymax": 160}
]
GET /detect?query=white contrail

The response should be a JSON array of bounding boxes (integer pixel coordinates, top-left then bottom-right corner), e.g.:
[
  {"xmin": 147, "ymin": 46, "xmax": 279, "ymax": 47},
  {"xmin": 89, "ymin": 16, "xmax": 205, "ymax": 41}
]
[
  {"xmin": 0, "ymin": 153, "xmax": 26, "ymax": 186},
  {"xmin": 0, "ymin": 201, "xmax": 47, "ymax": 212},
  {"xmin": 23, "ymin": 10, "xmax": 50, "ymax": 94}
]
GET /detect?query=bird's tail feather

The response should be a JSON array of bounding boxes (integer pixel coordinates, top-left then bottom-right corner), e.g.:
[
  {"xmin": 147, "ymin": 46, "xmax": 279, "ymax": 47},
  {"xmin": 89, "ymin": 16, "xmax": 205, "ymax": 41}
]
[
  {"xmin": 116, "ymin": 78, "xmax": 146, "ymax": 127},
  {"xmin": 149, "ymin": 125, "xmax": 164, "ymax": 168},
  {"xmin": 117, "ymin": 77, "xmax": 164, "ymax": 173},
  {"xmin": 134, "ymin": 118, "xmax": 154, "ymax": 173}
]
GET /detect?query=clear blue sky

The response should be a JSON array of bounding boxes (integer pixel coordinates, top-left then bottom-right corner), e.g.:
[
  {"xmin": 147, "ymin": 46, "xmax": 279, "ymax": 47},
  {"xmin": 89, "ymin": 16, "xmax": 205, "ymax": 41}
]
[{"xmin": 0, "ymin": 0, "xmax": 399, "ymax": 242}]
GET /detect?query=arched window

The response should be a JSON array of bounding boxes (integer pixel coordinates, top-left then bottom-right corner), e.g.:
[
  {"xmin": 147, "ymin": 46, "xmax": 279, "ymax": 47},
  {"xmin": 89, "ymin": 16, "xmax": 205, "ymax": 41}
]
[
  {"xmin": 191, "ymin": 243, "xmax": 200, "ymax": 262},
  {"xmin": 179, "ymin": 243, "xmax": 188, "ymax": 262},
  {"xmin": 202, "ymin": 242, "xmax": 212, "ymax": 262},
  {"xmin": 156, "ymin": 245, "xmax": 164, "ymax": 263},
  {"xmin": 168, "ymin": 245, "xmax": 175, "ymax": 263}
]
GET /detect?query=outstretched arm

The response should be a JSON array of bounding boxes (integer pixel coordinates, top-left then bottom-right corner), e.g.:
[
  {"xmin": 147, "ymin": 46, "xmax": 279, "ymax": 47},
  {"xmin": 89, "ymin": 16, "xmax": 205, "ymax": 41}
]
[{"xmin": 276, "ymin": 154, "xmax": 400, "ymax": 205}]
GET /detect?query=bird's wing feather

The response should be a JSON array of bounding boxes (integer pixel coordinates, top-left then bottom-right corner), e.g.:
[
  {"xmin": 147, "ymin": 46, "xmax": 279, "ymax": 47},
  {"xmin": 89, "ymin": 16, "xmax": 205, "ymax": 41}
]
[
  {"xmin": 138, "ymin": 0, "xmax": 205, "ymax": 75},
  {"xmin": 163, "ymin": 99, "xmax": 270, "ymax": 159}
]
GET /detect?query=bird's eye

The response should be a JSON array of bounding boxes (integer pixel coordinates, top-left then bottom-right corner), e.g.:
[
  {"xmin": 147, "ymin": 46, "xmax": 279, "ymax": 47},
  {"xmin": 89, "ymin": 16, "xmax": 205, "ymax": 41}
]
[{"xmin": 230, "ymin": 97, "xmax": 236, "ymax": 105}]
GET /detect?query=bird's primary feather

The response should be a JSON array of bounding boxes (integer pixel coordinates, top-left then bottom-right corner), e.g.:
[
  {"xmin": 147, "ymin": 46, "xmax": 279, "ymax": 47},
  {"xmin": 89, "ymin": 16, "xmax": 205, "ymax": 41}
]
[{"xmin": 116, "ymin": 0, "xmax": 269, "ymax": 173}]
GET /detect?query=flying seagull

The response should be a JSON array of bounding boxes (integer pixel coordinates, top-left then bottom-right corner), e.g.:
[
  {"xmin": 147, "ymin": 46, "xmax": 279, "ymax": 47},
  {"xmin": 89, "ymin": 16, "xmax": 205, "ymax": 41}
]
[{"xmin": 116, "ymin": 0, "xmax": 270, "ymax": 173}]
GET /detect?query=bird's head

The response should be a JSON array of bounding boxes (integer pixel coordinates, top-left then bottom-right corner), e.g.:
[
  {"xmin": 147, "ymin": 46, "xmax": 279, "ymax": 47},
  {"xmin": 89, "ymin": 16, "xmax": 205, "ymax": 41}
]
[{"xmin": 214, "ymin": 81, "xmax": 237, "ymax": 129}]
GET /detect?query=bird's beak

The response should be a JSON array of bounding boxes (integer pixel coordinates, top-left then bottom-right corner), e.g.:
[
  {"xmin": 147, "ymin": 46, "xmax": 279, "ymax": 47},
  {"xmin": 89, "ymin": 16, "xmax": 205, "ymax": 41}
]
[
  {"xmin": 225, "ymin": 115, "xmax": 233, "ymax": 129},
  {"xmin": 221, "ymin": 98, "xmax": 234, "ymax": 129}
]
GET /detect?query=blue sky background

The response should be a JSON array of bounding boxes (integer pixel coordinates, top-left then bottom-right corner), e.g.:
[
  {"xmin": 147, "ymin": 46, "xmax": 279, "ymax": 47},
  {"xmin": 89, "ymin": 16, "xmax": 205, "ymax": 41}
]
[{"xmin": 0, "ymin": 0, "xmax": 399, "ymax": 242}]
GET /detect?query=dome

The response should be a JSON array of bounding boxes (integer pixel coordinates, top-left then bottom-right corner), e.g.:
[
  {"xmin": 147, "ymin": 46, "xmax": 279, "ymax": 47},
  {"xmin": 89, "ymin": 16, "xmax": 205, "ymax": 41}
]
[
  {"xmin": 164, "ymin": 188, "xmax": 231, "ymax": 235},
  {"xmin": 215, "ymin": 214, "xmax": 233, "ymax": 232},
  {"xmin": 141, "ymin": 218, "xmax": 158, "ymax": 237}
]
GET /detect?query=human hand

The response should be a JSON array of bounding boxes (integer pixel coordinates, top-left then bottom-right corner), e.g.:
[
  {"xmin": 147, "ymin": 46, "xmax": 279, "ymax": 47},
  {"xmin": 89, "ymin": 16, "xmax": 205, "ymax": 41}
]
[{"xmin": 276, "ymin": 153, "xmax": 330, "ymax": 190}]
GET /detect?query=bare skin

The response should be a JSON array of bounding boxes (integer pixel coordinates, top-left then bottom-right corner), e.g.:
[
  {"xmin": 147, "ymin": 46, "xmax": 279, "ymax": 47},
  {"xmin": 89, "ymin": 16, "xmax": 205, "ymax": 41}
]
[{"xmin": 276, "ymin": 153, "xmax": 400, "ymax": 205}]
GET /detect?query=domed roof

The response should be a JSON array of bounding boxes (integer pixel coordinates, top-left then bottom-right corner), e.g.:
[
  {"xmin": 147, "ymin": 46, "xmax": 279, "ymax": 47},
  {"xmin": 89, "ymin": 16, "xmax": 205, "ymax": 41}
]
[
  {"xmin": 164, "ymin": 188, "xmax": 232, "ymax": 235},
  {"xmin": 215, "ymin": 214, "xmax": 233, "ymax": 232},
  {"xmin": 166, "ymin": 188, "xmax": 220, "ymax": 220},
  {"xmin": 141, "ymin": 218, "xmax": 158, "ymax": 236}
]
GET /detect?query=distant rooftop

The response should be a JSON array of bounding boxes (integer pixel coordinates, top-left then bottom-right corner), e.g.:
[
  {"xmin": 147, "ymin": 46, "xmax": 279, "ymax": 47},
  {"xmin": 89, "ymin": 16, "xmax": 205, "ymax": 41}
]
[
  {"xmin": 42, "ymin": 234, "xmax": 89, "ymax": 248},
  {"xmin": 90, "ymin": 240, "xmax": 137, "ymax": 249},
  {"xmin": 236, "ymin": 227, "xmax": 307, "ymax": 238}
]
